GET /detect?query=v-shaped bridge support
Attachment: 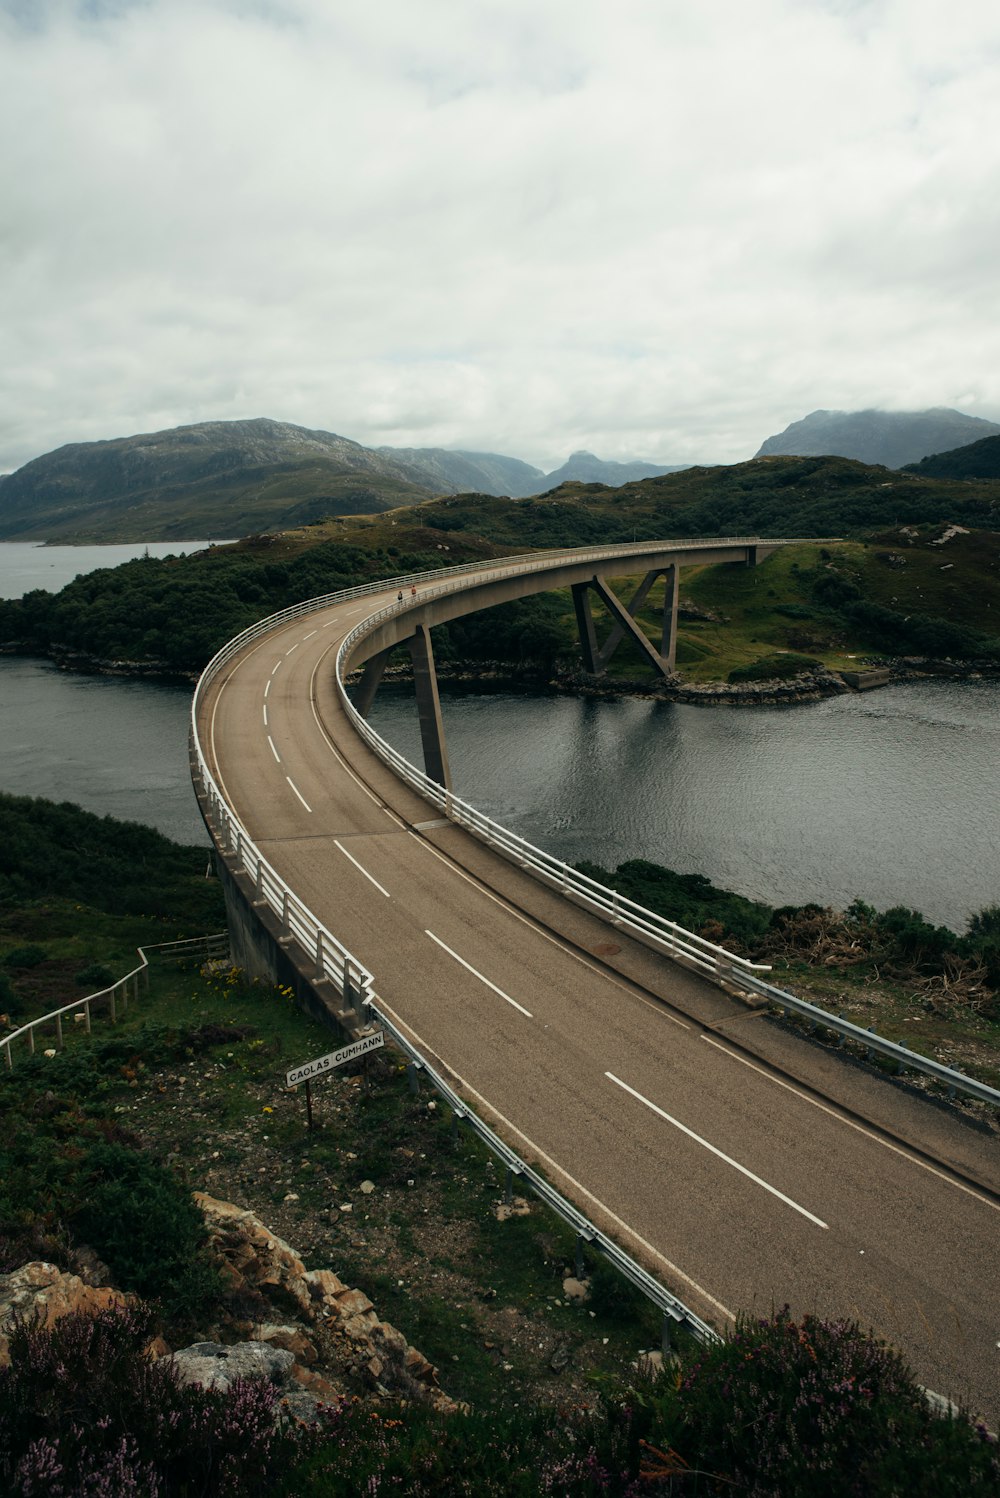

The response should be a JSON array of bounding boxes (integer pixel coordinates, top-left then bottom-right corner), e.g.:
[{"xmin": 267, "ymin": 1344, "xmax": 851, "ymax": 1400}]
[{"xmin": 572, "ymin": 565, "xmax": 680, "ymax": 678}]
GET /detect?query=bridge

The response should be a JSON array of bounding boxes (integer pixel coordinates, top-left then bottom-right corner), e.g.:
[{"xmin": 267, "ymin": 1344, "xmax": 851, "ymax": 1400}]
[{"xmin": 192, "ymin": 538, "xmax": 1000, "ymax": 1421}]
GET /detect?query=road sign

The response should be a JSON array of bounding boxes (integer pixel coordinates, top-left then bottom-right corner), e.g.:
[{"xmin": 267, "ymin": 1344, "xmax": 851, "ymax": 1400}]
[{"xmin": 286, "ymin": 1030, "xmax": 384, "ymax": 1088}]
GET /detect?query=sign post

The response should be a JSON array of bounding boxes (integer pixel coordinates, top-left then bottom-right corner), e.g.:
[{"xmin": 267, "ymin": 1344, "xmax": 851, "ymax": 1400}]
[{"xmin": 286, "ymin": 1030, "xmax": 385, "ymax": 1129}]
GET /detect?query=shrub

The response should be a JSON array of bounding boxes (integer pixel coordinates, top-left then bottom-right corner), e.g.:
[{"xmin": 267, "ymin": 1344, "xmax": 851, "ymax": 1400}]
[
  {"xmin": 72, "ymin": 1143, "xmax": 219, "ymax": 1318},
  {"xmin": 649, "ymin": 1309, "xmax": 999, "ymax": 1497},
  {"xmin": 586, "ymin": 1260, "xmax": 647, "ymax": 1325},
  {"xmin": 0, "ymin": 1304, "xmax": 303, "ymax": 1496},
  {"xmin": 74, "ymin": 961, "xmax": 116, "ymax": 989},
  {"xmin": 727, "ymin": 653, "xmax": 822, "ymax": 683},
  {"xmin": 0, "ymin": 972, "xmax": 23, "ymax": 1018},
  {"xmin": 3, "ymin": 945, "xmax": 47, "ymax": 970}
]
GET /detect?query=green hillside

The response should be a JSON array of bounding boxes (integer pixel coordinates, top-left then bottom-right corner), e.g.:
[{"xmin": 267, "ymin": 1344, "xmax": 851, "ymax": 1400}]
[{"xmin": 904, "ymin": 434, "xmax": 1000, "ymax": 481}]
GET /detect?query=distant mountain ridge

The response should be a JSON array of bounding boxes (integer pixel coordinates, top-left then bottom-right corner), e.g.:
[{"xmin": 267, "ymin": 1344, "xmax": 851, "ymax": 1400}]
[
  {"xmin": 0, "ymin": 419, "xmax": 688, "ymax": 540},
  {"xmin": 756, "ymin": 408, "xmax": 1000, "ymax": 469},
  {"xmin": 0, "ymin": 419, "xmax": 435, "ymax": 541},
  {"xmin": 540, "ymin": 450, "xmax": 688, "ymax": 490}
]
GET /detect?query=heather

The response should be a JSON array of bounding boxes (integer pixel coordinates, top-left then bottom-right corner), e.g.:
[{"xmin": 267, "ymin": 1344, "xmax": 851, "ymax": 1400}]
[{"xmin": 1, "ymin": 1306, "xmax": 996, "ymax": 1496}]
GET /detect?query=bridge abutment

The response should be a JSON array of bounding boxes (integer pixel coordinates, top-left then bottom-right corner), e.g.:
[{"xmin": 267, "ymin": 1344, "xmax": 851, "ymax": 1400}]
[{"xmin": 216, "ymin": 853, "xmax": 363, "ymax": 1041}]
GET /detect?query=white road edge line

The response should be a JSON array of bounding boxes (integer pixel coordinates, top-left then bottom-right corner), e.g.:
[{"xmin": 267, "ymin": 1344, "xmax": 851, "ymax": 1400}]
[
  {"xmin": 286, "ymin": 776, "xmax": 313, "ymax": 812},
  {"xmin": 701, "ymin": 1036, "xmax": 1000, "ymax": 1213},
  {"xmin": 376, "ymin": 996, "xmax": 733, "ymax": 1322},
  {"xmin": 267, "ymin": 735, "xmax": 281, "ymax": 763},
  {"xmin": 605, "ymin": 1072, "xmax": 829, "ymax": 1230},
  {"xmin": 334, "ymin": 839, "xmax": 391, "ymax": 898},
  {"xmin": 425, "ymin": 930, "xmax": 533, "ymax": 1018}
]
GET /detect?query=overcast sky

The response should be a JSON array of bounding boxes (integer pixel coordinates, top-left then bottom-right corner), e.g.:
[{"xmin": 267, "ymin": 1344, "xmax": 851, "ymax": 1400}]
[{"xmin": 2, "ymin": 0, "xmax": 999, "ymax": 475}]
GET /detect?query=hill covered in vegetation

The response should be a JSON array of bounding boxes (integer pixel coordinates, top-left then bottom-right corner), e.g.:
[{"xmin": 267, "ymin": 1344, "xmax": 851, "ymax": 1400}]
[
  {"xmin": 0, "ymin": 418, "xmax": 694, "ymax": 541},
  {"xmin": 0, "ymin": 419, "xmax": 436, "ymax": 542},
  {"xmin": 905, "ymin": 434, "xmax": 1000, "ymax": 481},
  {"xmin": 2, "ymin": 454, "xmax": 1000, "ymax": 681}
]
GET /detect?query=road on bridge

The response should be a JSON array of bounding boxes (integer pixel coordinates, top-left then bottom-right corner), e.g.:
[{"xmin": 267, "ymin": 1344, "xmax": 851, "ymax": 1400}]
[{"xmin": 198, "ymin": 577, "xmax": 1000, "ymax": 1422}]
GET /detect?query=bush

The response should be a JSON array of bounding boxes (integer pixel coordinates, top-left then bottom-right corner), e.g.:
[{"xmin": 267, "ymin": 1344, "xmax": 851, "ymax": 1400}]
[
  {"xmin": 72, "ymin": 1143, "xmax": 219, "ymax": 1318},
  {"xmin": 649, "ymin": 1309, "xmax": 999, "ymax": 1497},
  {"xmin": 0, "ymin": 1304, "xmax": 302, "ymax": 1496},
  {"xmin": 2, "ymin": 945, "xmax": 47, "ymax": 970},
  {"xmin": 74, "ymin": 961, "xmax": 116, "ymax": 989},
  {"xmin": 0, "ymin": 972, "xmax": 23, "ymax": 1018},
  {"xmin": 727, "ymin": 653, "xmax": 822, "ymax": 683}
]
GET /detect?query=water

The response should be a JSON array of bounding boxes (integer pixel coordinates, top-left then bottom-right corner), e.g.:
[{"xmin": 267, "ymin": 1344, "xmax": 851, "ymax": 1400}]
[
  {"xmin": 0, "ymin": 656, "xmax": 205, "ymax": 845},
  {"xmin": 1, "ymin": 531, "xmax": 996, "ymax": 924},
  {"xmin": 0, "ymin": 540, "xmax": 234, "ymax": 600},
  {"xmin": 367, "ymin": 679, "xmax": 1000, "ymax": 932}
]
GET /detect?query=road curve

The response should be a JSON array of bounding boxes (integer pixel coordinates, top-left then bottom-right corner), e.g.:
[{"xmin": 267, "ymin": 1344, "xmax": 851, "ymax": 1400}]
[{"xmin": 196, "ymin": 565, "xmax": 1000, "ymax": 1421}]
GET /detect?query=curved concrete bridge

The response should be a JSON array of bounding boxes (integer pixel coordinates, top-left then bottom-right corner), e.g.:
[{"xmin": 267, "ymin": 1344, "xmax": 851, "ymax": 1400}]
[{"xmin": 193, "ymin": 538, "xmax": 1000, "ymax": 1420}]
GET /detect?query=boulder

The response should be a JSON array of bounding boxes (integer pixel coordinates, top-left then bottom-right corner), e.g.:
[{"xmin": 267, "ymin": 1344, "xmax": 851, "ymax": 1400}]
[
  {"xmin": 170, "ymin": 1339, "xmax": 295, "ymax": 1392},
  {"xmin": 194, "ymin": 1192, "xmax": 458, "ymax": 1413},
  {"xmin": 0, "ymin": 1262, "xmax": 130, "ymax": 1366}
]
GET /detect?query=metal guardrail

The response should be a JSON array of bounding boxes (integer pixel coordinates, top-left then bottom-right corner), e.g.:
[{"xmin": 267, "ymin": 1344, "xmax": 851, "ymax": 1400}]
[
  {"xmin": 737, "ymin": 972, "xmax": 1000, "ymax": 1106},
  {"xmin": 359, "ymin": 996, "xmax": 720, "ymax": 1349},
  {"xmin": 1, "ymin": 933, "xmax": 229, "ymax": 1070},
  {"xmin": 331, "ymin": 574, "xmax": 1000, "ymax": 1112}
]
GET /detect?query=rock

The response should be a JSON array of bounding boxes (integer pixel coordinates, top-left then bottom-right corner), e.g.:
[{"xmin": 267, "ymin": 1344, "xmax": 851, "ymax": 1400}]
[
  {"xmin": 561, "ymin": 1276, "xmax": 590, "ymax": 1303},
  {"xmin": 170, "ymin": 1340, "xmax": 295, "ymax": 1391},
  {"xmin": 334, "ymin": 1287, "xmax": 374, "ymax": 1318},
  {"xmin": 305, "ymin": 1268, "xmax": 347, "ymax": 1300},
  {"xmin": 0, "ymin": 1263, "xmax": 130, "ymax": 1366},
  {"xmin": 549, "ymin": 1341, "xmax": 572, "ymax": 1372},
  {"xmin": 193, "ymin": 1194, "xmax": 457, "ymax": 1413},
  {"xmin": 253, "ymin": 1323, "xmax": 319, "ymax": 1364},
  {"xmin": 69, "ymin": 1245, "xmax": 115, "ymax": 1288},
  {"xmin": 359, "ymin": 1180, "xmax": 376, "ymax": 1195},
  {"xmin": 494, "ymin": 1195, "xmax": 531, "ymax": 1222}
]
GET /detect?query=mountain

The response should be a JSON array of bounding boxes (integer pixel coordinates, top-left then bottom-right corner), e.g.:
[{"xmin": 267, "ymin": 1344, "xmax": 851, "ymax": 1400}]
[
  {"xmin": 534, "ymin": 450, "xmax": 689, "ymax": 491},
  {"xmin": 0, "ymin": 420, "xmax": 691, "ymax": 540},
  {"xmin": 755, "ymin": 408, "xmax": 1000, "ymax": 470},
  {"xmin": 0, "ymin": 419, "xmax": 434, "ymax": 541},
  {"xmin": 903, "ymin": 433, "xmax": 1000, "ymax": 481},
  {"xmin": 375, "ymin": 447, "xmax": 545, "ymax": 498}
]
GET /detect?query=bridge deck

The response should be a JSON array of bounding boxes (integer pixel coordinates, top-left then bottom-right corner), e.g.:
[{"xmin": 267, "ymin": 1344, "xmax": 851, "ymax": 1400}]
[{"xmin": 198, "ymin": 569, "xmax": 1000, "ymax": 1421}]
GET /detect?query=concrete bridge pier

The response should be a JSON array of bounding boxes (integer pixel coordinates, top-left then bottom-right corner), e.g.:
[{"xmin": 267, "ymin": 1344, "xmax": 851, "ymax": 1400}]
[
  {"xmin": 572, "ymin": 566, "xmax": 679, "ymax": 679},
  {"xmin": 408, "ymin": 623, "xmax": 452, "ymax": 790}
]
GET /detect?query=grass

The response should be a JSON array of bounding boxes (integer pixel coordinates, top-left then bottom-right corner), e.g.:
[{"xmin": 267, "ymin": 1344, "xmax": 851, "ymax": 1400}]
[
  {"xmin": 1, "ymin": 891, "xmax": 683, "ymax": 1411},
  {"xmin": 555, "ymin": 531, "xmax": 1000, "ymax": 686}
]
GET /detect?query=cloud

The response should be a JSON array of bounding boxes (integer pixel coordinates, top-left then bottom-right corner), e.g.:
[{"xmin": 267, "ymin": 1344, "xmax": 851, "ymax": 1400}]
[{"xmin": 1, "ymin": 0, "xmax": 999, "ymax": 474}]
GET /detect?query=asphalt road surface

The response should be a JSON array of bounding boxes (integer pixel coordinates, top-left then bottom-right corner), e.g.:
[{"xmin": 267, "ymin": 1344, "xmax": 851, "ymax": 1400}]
[{"xmin": 198, "ymin": 581, "xmax": 1000, "ymax": 1421}]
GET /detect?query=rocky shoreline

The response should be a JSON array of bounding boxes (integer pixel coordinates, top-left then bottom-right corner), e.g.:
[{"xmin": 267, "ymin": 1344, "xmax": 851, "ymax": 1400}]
[{"xmin": 4, "ymin": 639, "xmax": 999, "ymax": 708}]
